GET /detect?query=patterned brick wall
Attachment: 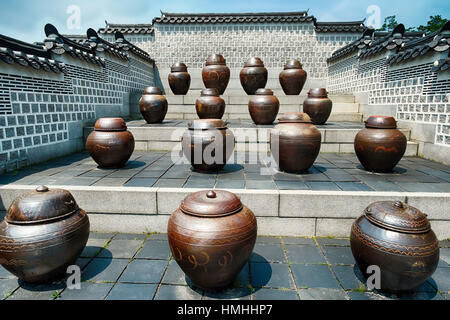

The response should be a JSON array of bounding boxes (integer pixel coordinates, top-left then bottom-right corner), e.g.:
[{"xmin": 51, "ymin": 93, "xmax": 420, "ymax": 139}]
[
  {"xmin": 328, "ymin": 53, "xmax": 450, "ymax": 147},
  {"xmin": 0, "ymin": 54, "xmax": 154, "ymax": 172}
]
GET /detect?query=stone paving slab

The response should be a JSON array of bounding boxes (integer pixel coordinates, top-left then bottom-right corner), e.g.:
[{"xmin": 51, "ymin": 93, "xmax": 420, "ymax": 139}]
[
  {"xmin": 0, "ymin": 233, "xmax": 448, "ymax": 300},
  {"xmin": 1, "ymin": 150, "xmax": 449, "ymax": 193}
]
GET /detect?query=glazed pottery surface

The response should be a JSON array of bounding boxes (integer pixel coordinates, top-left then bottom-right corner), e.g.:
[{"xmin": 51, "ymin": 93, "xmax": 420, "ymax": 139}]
[
  {"xmin": 248, "ymin": 88, "xmax": 280, "ymax": 125},
  {"xmin": 168, "ymin": 62, "xmax": 191, "ymax": 95},
  {"xmin": 86, "ymin": 117, "xmax": 135, "ymax": 168},
  {"xmin": 195, "ymin": 88, "xmax": 226, "ymax": 119},
  {"xmin": 350, "ymin": 200, "xmax": 439, "ymax": 292},
  {"xmin": 303, "ymin": 88, "xmax": 333, "ymax": 125},
  {"xmin": 239, "ymin": 57, "xmax": 268, "ymax": 95},
  {"xmin": 354, "ymin": 116, "xmax": 407, "ymax": 172},
  {"xmin": 182, "ymin": 119, "xmax": 235, "ymax": 172},
  {"xmin": 139, "ymin": 86, "xmax": 168, "ymax": 123},
  {"xmin": 168, "ymin": 190, "xmax": 257, "ymax": 291},
  {"xmin": 270, "ymin": 112, "xmax": 321, "ymax": 173},
  {"xmin": 0, "ymin": 186, "xmax": 90, "ymax": 283},
  {"xmin": 202, "ymin": 54, "xmax": 230, "ymax": 95},
  {"xmin": 279, "ymin": 59, "xmax": 307, "ymax": 95}
]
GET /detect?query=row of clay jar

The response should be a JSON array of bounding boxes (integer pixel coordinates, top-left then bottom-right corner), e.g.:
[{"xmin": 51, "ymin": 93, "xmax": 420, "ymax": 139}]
[
  {"xmin": 0, "ymin": 185, "xmax": 439, "ymax": 293},
  {"xmin": 139, "ymin": 86, "xmax": 334, "ymax": 126},
  {"xmin": 85, "ymin": 114, "xmax": 408, "ymax": 174},
  {"xmin": 169, "ymin": 55, "xmax": 308, "ymax": 96}
]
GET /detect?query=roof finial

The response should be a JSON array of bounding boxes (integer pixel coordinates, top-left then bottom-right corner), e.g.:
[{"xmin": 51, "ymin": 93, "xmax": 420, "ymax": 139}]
[{"xmin": 105, "ymin": 20, "xmax": 108, "ymax": 26}]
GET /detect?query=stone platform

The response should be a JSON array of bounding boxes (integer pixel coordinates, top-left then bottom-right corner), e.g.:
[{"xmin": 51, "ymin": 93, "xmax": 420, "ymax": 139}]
[
  {"xmin": 0, "ymin": 233, "xmax": 448, "ymax": 300},
  {"xmin": 84, "ymin": 120, "xmax": 419, "ymax": 155},
  {"xmin": 0, "ymin": 151, "xmax": 449, "ymax": 238}
]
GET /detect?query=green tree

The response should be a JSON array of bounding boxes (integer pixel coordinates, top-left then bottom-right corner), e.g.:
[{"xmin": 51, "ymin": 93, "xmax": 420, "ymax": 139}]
[
  {"xmin": 417, "ymin": 15, "xmax": 447, "ymax": 33},
  {"xmin": 377, "ymin": 15, "xmax": 398, "ymax": 32}
]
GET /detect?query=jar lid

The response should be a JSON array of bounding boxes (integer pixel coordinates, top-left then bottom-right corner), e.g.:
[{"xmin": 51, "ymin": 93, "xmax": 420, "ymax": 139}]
[
  {"xmin": 244, "ymin": 57, "xmax": 265, "ymax": 68},
  {"xmin": 308, "ymin": 88, "xmax": 328, "ymax": 98},
  {"xmin": 94, "ymin": 117, "xmax": 127, "ymax": 131},
  {"xmin": 365, "ymin": 116, "xmax": 397, "ymax": 129},
  {"xmin": 6, "ymin": 186, "xmax": 80, "ymax": 225},
  {"xmin": 200, "ymin": 88, "xmax": 220, "ymax": 96},
  {"xmin": 143, "ymin": 86, "xmax": 163, "ymax": 95},
  {"xmin": 170, "ymin": 62, "xmax": 188, "ymax": 72},
  {"xmin": 205, "ymin": 54, "xmax": 226, "ymax": 66},
  {"xmin": 188, "ymin": 119, "xmax": 227, "ymax": 130},
  {"xmin": 255, "ymin": 88, "xmax": 273, "ymax": 95},
  {"xmin": 284, "ymin": 59, "xmax": 303, "ymax": 70},
  {"xmin": 180, "ymin": 190, "xmax": 243, "ymax": 217},
  {"xmin": 278, "ymin": 112, "xmax": 312, "ymax": 123},
  {"xmin": 364, "ymin": 201, "xmax": 431, "ymax": 234}
]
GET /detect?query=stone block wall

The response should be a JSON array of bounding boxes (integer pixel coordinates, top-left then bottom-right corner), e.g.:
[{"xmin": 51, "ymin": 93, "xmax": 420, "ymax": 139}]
[{"xmin": 0, "ymin": 38, "xmax": 154, "ymax": 172}]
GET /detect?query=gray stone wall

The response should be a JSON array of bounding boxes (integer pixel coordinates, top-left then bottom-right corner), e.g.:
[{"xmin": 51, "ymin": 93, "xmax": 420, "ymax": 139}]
[
  {"xmin": 327, "ymin": 50, "xmax": 450, "ymax": 164},
  {"xmin": 0, "ymin": 52, "xmax": 154, "ymax": 172}
]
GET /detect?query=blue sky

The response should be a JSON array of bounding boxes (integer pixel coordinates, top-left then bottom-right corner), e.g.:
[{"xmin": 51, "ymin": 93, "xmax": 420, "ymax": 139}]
[{"xmin": 0, "ymin": 0, "xmax": 448, "ymax": 43}]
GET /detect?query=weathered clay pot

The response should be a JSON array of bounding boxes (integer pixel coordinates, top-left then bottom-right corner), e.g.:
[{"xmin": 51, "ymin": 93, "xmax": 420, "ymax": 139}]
[
  {"xmin": 248, "ymin": 88, "xmax": 280, "ymax": 125},
  {"xmin": 0, "ymin": 186, "xmax": 89, "ymax": 283},
  {"xmin": 168, "ymin": 189, "xmax": 257, "ymax": 291},
  {"xmin": 139, "ymin": 87, "xmax": 168, "ymax": 124},
  {"xmin": 202, "ymin": 54, "xmax": 230, "ymax": 95},
  {"xmin": 354, "ymin": 116, "xmax": 407, "ymax": 172},
  {"xmin": 270, "ymin": 112, "xmax": 321, "ymax": 173},
  {"xmin": 195, "ymin": 88, "xmax": 226, "ymax": 119},
  {"xmin": 279, "ymin": 59, "xmax": 307, "ymax": 95},
  {"xmin": 168, "ymin": 62, "xmax": 191, "ymax": 95},
  {"xmin": 303, "ymin": 88, "xmax": 333, "ymax": 125},
  {"xmin": 182, "ymin": 119, "xmax": 235, "ymax": 172},
  {"xmin": 351, "ymin": 200, "xmax": 439, "ymax": 292},
  {"xmin": 86, "ymin": 118, "xmax": 135, "ymax": 168},
  {"xmin": 240, "ymin": 57, "xmax": 268, "ymax": 95}
]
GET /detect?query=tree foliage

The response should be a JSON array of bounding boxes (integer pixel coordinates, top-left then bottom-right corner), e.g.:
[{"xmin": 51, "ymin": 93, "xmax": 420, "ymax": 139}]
[{"xmin": 416, "ymin": 15, "xmax": 447, "ymax": 33}]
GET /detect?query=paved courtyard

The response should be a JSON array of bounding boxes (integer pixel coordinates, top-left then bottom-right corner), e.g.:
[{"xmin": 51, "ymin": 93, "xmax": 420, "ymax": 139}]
[
  {"xmin": 0, "ymin": 233, "xmax": 448, "ymax": 300},
  {"xmin": 1, "ymin": 151, "xmax": 449, "ymax": 192}
]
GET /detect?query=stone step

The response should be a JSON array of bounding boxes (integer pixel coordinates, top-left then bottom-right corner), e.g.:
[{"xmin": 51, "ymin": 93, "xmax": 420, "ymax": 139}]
[{"xmin": 0, "ymin": 185, "xmax": 447, "ymax": 238}]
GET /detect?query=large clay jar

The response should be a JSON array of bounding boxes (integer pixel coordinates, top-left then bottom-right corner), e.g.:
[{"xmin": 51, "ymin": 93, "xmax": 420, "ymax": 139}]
[
  {"xmin": 240, "ymin": 57, "xmax": 268, "ymax": 95},
  {"xmin": 86, "ymin": 118, "xmax": 135, "ymax": 168},
  {"xmin": 270, "ymin": 113, "xmax": 321, "ymax": 173},
  {"xmin": 279, "ymin": 59, "xmax": 307, "ymax": 95},
  {"xmin": 202, "ymin": 54, "xmax": 230, "ymax": 95},
  {"xmin": 303, "ymin": 88, "xmax": 333, "ymax": 125},
  {"xmin": 354, "ymin": 116, "xmax": 407, "ymax": 172},
  {"xmin": 0, "ymin": 186, "xmax": 89, "ymax": 283},
  {"xmin": 139, "ymin": 87, "xmax": 168, "ymax": 124},
  {"xmin": 168, "ymin": 62, "xmax": 191, "ymax": 95},
  {"xmin": 182, "ymin": 119, "xmax": 235, "ymax": 172},
  {"xmin": 248, "ymin": 88, "xmax": 280, "ymax": 125},
  {"xmin": 351, "ymin": 200, "xmax": 439, "ymax": 292},
  {"xmin": 168, "ymin": 189, "xmax": 257, "ymax": 291},
  {"xmin": 195, "ymin": 88, "xmax": 226, "ymax": 119}
]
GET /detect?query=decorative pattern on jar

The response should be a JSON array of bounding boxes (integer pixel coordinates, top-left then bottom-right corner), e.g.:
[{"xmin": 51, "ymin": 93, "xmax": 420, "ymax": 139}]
[
  {"xmin": 202, "ymin": 54, "xmax": 230, "ymax": 95},
  {"xmin": 354, "ymin": 116, "xmax": 407, "ymax": 172},
  {"xmin": 350, "ymin": 200, "xmax": 439, "ymax": 292},
  {"xmin": 0, "ymin": 186, "xmax": 90, "ymax": 283},
  {"xmin": 240, "ymin": 57, "xmax": 268, "ymax": 95},
  {"xmin": 279, "ymin": 59, "xmax": 307, "ymax": 95},
  {"xmin": 195, "ymin": 88, "xmax": 226, "ymax": 119},
  {"xmin": 168, "ymin": 62, "xmax": 191, "ymax": 95},
  {"xmin": 302, "ymin": 88, "xmax": 333, "ymax": 125},
  {"xmin": 248, "ymin": 88, "xmax": 280, "ymax": 125},
  {"xmin": 86, "ymin": 117, "xmax": 135, "ymax": 168},
  {"xmin": 168, "ymin": 190, "xmax": 257, "ymax": 291},
  {"xmin": 139, "ymin": 86, "xmax": 168, "ymax": 124}
]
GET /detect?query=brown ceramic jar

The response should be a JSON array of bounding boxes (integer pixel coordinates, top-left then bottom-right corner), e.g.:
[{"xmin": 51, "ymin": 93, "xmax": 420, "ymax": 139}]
[
  {"xmin": 240, "ymin": 57, "xmax": 268, "ymax": 95},
  {"xmin": 248, "ymin": 88, "xmax": 280, "ymax": 125},
  {"xmin": 195, "ymin": 88, "xmax": 226, "ymax": 119},
  {"xmin": 303, "ymin": 88, "xmax": 333, "ymax": 125},
  {"xmin": 0, "ymin": 186, "xmax": 89, "ymax": 283},
  {"xmin": 168, "ymin": 189, "xmax": 257, "ymax": 291},
  {"xmin": 182, "ymin": 119, "xmax": 235, "ymax": 172},
  {"xmin": 279, "ymin": 59, "xmax": 307, "ymax": 95},
  {"xmin": 270, "ymin": 113, "xmax": 321, "ymax": 173},
  {"xmin": 354, "ymin": 116, "xmax": 407, "ymax": 172},
  {"xmin": 202, "ymin": 54, "xmax": 230, "ymax": 95},
  {"xmin": 351, "ymin": 200, "xmax": 439, "ymax": 292},
  {"xmin": 86, "ymin": 118, "xmax": 135, "ymax": 168},
  {"xmin": 139, "ymin": 87, "xmax": 168, "ymax": 124},
  {"xmin": 168, "ymin": 62, "xmax": 191, "ymax": 95}
]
